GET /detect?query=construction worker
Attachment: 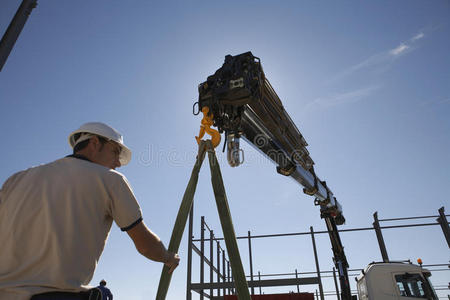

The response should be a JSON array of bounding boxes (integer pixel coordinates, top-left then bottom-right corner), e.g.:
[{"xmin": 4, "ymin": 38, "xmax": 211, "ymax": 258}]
[
  {"xmin": 96, "ymin": 280, "xmax": 112, "ymax": 300},
  {"xmin": 0, "ymin": 122, "xmax": 180, "ymax": 300}
]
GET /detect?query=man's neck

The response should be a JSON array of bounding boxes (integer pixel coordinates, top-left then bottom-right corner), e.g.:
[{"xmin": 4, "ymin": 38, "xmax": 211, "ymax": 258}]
[{"xmin": 68, "ymin": 153, "xmax": 92, "ymax": 162}]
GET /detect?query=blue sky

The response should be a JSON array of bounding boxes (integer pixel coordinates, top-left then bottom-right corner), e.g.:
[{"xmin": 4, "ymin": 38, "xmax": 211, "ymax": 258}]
[{"xmin": 1, "ymin": 1, "xmax": 449, "ymax": 299}]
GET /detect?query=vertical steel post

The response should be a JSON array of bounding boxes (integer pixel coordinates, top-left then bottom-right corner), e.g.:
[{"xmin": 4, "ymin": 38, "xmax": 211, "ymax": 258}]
[
  {"xmin": 186, "ymin": 205, "xmax": 194, "ymax": 300},
  {"xmin": 295, "ymin": 269, "xmax": 300, "ymax": 293},
  {"xmin": 222, "ymin": 250, "xmax": 226, "ymax": 296},
  {"xmin": 258, "ymin": 271, "xmax": 262, "ymax": 295},
  {"xmin": 227, "ymin": 261, "xmax": 231, "ymax": 295},
  {"xmin": 217, "ymin": 241, "xmax": 221, "ymax": 298},
  {"xmin": 0, "ymin": 0, "xmax": 37, "ymax": 72},
  {"xmin": 310, "ymin": 226, "xmax": 325, "ymax": 300},
  {"xmin": 373, "ymin": 212, "xmax": 389, "ymax": 262},
  {"xmin": 333, "ymin": 267, "xmax": 341, "ymax": 300},
  {"xmin": 248, "ymin": 231, "xmax": 255, "ymax": 295},
  {"xmin": 437, "ymin": 207, "xmax": 450, "ymax": 248},
  {"xmin": 231, "ymin": 272, "xmax": 235, "ymax": 295},
  {"xmin": 315, "ymin": 290, "xmax": 319, "ymax": 300},
  {"xmin": 200, "ymin": 216, "xmax": 205, "ymax": 300},
  {"xmin": 210, "ymin": 230, "xmax": 214, "ymax": 299}
]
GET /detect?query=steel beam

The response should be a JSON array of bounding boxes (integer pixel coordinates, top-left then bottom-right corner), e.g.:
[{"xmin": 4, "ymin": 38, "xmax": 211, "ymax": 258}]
[
  {"xmin": 373, "ymin": 212, "xmax": 389, "ymax": 262},
  {"xmin": 0, "ymin": 0, "xmax": 37, "ymax": 71},
  {"xmin": 222, "ymin": 249, "xmax": 226, "ymax": 296},
  {"xmin": 186, "ymin": 205, "xmax": 194, "ymax": 300},
  {"xmin": 210, "ymin": 230, "xmax": 214, "ymax": 298},
  {"xmin": 258, "ymin": 271, "xmax": 262, "ymax": 295},
  {"xmin": 216, "ymin": 241, "xmax": 221, "ymax": 297},
  {"xmin": 192, "ymin": 244, "xmax": 221, "ymax": 275},
  {"xmin": 332, "ymin": 268, "xmax": 341, "ymax": 300},
  {"xmin": 200, "ymin": 216, "xmax": 205, "ymax": 300},
  {"xmin": 190, "ymin": 277, "xmax": 319, "ymax": 291},
  {"xmin": 248, "ymin": 231, "xmax": 255, "ymax": 295},
  {"xmin": 310, "ymin": 226, "xmax": 325, "ymax": 300},
  {"xmin": 437, "ymin": 207, "xmax": 450, "ymax": 248}
]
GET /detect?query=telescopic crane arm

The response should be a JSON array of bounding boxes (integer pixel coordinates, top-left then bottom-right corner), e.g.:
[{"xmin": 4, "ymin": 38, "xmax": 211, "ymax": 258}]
[{"xmin": 196, "ymin": 52, "xmax": 352, "ymax": 300}]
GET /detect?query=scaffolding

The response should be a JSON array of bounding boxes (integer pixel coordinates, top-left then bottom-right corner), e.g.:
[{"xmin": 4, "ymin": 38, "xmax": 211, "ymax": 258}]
[{"xmin": 186, "ymin": 207, "xmax": 450, "ymax": 300}]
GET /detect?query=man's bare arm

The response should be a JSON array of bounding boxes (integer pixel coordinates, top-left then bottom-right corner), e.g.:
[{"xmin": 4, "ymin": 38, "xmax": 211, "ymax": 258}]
[{"xmin": 127, "ymin": 221, "xmax": 180, "ymax": 273}]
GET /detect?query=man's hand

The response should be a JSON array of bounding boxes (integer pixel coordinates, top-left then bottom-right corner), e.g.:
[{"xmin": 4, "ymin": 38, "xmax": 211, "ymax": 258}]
[{"xmin": 164, "ymin": 251, "xmax": 180, "ymax": 274}]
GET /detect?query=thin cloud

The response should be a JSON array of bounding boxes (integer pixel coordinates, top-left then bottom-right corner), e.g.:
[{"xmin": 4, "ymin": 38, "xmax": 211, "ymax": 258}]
[
  {"xmin": 348, "ymin": 53, "xmax": 387, "ymax": 73},
  {"xmin": 329, "ymin": 52, "xmax": 388, "ymax": 82},
  {"xmin": 389, "ymin": 43, "xmax": 410, "ymax": 56},
  {"xmin": 329, "ymin": 30, "xmax": 426, "ymax": 82},
  {"xmin": 306, "ymin": 85, "xmax": 381, "ymax": 110},
  {"xmin": 411, "ymin": 32, "xmax": 425, "ymax": 41},
  {"xmin": 389, "ymin": 31, "xmax": 425, "ymax": 57}
]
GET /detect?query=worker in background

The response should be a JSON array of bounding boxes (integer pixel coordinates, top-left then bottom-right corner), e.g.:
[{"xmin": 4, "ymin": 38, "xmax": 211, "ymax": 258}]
[
  {"xmin": 96, "ymin": 280, "xmax": 113, "ymax": 300},
  {"xmin": 0, "ymin": 122, "xmax": 180, "ymax": 300}
]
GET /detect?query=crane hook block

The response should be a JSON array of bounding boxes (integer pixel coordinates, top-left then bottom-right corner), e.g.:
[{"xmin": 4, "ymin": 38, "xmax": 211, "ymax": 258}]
[{"xmin": 195, "ymin": 106, "xmax": 221, "ymax": 148}]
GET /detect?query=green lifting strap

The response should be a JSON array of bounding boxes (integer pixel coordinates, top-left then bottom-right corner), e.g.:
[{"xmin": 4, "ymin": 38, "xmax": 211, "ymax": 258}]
[
  {"xmin": 156, "ymin": 140, "xmax": 251, "ymax": 300},
  {"xmin": 206, "ymin": 143, "xmax": 251, "ymax": 300},
  {"xmin": 155, "ymin": 141, "xmax": 207, "ymax": 300}
]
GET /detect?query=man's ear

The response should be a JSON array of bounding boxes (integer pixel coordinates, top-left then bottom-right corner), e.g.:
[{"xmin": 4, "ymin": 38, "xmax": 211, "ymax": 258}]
[{"xmin": 88, "ymin": 136, "xmax": 101, "ymax": 151}]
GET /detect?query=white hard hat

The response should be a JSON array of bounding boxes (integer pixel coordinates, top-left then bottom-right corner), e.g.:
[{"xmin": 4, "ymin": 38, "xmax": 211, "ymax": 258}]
[{"xmin": 68, "ymin": 122, "xmax": 132, "ymax": 166}]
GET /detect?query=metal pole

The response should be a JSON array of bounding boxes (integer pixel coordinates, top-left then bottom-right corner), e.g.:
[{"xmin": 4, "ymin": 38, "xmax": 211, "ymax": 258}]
[
  {"xmin": 248, "ymin": 231, "xmax": 255, "ymax": 295},
  {"xmin": 332, "ymin": 267, "xmax": 341, "ymax": 300},
  {"xmin": 315, "ymin": 289, "xmax": 319, "ymax": 300},
  {"xmin": 186, "ymin": 204, "xmax": 194, "ymax": 300},
  {"xmin": 437, "ymin": 207, "xmax": 450, "ymax": 248},
  {"xmin": 222, "ymin": 250, "xmax": 226, "ymax": 296},
  {"xmin": 0, "ymin": 0, "xmax": 37, "ymax": 72},
  {"xmin": 210, "ymin": 230, "xmax": 214, "ymax": 299},
  {"xmin": 217, "ymin": 241, "xmax": 221, "ymax": 298},
  {"xmin": 227, "ymin": 261, "xmax": 231, "ymax": 295},
  {"xmin": 310, "ymin": 226, "xmax": 325, "ymax": 300},
  {"xmin": 200, "ymin": 216, "xmax": 205, "ymax": 300},
  {"xmin": 231, "ymin": 272, "xmax": 235, "ymax": 295},
  {"xmin": 295, "ymin": 269, "xmax": 300, "ymax": 293},
  {"xmin": 258, "ymin": 271, "xmax": 262, "ymax": 295},
  {"xmin": 373, "ymin": 212, "xmax": 389, "ymax": 262}
]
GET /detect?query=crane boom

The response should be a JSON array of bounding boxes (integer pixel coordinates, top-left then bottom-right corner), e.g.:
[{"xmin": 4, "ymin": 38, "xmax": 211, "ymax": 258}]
[{"xmin": 196, "ymin": 51, "xmax": 352, "ymax": 299}]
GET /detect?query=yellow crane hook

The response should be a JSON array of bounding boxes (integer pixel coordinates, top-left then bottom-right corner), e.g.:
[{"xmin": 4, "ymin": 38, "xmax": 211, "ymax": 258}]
[{"xmin": 195, "ymin": 106, "xmax": 221, "ymax": 148}]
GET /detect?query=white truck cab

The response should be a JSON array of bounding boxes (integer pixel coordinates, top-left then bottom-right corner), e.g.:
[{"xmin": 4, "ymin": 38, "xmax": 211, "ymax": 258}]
[{"xmin": 356, "ymin": 262, "xmax": 438, "ymax": 300}]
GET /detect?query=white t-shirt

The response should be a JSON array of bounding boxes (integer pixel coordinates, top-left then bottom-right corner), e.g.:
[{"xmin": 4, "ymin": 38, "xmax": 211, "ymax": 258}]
[{"xmin": 0, "ymin": 156, "xmax": 142, "ymax": 300}]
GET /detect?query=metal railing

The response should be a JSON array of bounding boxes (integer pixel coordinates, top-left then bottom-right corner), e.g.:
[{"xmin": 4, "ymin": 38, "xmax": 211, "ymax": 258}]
[{"xmin": 186, "ymin": 207, "xmax": 449, "ymax": 299}]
